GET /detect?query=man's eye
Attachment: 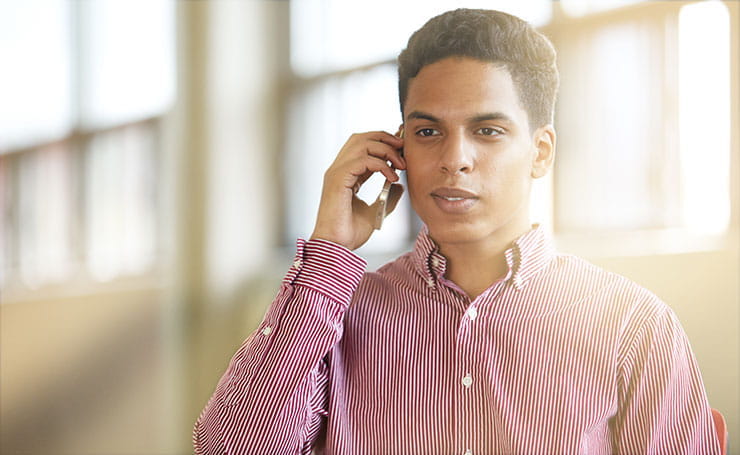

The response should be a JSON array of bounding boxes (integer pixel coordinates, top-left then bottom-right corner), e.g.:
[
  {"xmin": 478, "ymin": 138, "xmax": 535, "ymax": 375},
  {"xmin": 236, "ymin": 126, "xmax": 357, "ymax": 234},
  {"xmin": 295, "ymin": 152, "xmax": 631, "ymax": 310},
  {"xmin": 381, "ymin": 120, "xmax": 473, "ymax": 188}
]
[
  {"xmin": 416, "ymin": 128, "xmax": 440, "ymax": 137},
  {"xmin": 476, "ymin": 127, "xmax": 503, "ymax": 136}
]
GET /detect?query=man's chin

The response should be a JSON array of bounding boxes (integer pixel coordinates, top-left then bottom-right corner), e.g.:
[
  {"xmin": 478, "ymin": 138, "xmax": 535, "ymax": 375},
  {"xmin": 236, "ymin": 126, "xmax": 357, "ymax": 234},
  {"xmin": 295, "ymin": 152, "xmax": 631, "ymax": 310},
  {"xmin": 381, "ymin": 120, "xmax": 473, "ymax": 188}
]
[{"xmin": 426, "ymin": 221, "xmax": 486, "ymax": 246}]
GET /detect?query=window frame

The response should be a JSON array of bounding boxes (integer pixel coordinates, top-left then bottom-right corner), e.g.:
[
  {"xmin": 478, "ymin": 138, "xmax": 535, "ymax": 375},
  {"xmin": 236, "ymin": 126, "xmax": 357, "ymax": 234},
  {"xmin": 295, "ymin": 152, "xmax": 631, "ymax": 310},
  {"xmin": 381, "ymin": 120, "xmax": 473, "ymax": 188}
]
[{"xmin": 1, "ymin": 0, "xmax": 173, "ymax": 298}]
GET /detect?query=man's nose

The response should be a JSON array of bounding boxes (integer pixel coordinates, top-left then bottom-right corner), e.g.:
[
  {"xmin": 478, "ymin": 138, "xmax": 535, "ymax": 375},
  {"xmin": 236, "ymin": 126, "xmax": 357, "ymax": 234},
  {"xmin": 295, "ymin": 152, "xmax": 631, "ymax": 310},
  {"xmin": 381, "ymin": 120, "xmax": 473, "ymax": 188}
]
[{"xmin": 439, "ymin": 133, "xmax": 474, "ymax": 174}]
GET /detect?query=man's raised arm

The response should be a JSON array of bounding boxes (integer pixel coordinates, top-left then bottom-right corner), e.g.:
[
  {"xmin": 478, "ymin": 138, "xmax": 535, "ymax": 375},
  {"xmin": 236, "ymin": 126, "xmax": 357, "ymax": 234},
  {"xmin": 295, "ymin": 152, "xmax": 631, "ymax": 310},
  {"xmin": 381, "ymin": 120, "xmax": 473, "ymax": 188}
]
[
  {"xmin": 193, "ymin": 131, "xmax": 405, "ymax": 453},
  {"xmin": 193, "ymin": 238, "xmax": 366, "ymax": 454}
]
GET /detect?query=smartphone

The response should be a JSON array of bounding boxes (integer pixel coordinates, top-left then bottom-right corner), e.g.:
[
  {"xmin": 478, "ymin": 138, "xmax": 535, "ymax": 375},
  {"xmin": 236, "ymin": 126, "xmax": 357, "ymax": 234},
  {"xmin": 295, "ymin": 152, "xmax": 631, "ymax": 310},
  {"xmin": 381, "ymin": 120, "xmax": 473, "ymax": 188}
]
[{"xmin": 374, "ymin": 128, "xmax": 404, "ymax": 230}]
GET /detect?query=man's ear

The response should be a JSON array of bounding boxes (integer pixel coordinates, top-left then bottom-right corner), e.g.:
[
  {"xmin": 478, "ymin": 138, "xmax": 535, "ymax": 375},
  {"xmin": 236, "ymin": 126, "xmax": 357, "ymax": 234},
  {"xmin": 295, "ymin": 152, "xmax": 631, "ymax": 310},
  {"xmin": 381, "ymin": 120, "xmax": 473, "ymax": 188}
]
[{"xmin": 531, "ymin": 125, "xmax": 556, "ymax": 179}]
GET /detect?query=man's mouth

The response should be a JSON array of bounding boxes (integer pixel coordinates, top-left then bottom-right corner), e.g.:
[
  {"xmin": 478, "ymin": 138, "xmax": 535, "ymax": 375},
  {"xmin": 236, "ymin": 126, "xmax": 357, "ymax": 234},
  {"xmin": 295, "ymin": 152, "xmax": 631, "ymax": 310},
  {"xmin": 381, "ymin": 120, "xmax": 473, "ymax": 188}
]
[
  {"xmin": 430, "ymin": 187, "xmax": 479, "ymax": 200},
  {"xmin": 430, "ymin": 187, "xmax": 479, "ymax": 213}
]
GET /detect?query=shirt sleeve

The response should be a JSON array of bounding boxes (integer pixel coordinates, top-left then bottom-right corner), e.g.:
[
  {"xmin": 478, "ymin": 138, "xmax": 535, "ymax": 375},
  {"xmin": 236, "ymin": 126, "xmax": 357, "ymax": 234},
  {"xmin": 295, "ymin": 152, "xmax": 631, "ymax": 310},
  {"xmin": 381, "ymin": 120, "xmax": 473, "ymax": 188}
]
[
  {"xmin": 613, "ymin": 303, "xmax": 720, "ymax": 454},
  {"xmin": 193, "ymin": 238, "xmax": 367, "ymax": 455}
]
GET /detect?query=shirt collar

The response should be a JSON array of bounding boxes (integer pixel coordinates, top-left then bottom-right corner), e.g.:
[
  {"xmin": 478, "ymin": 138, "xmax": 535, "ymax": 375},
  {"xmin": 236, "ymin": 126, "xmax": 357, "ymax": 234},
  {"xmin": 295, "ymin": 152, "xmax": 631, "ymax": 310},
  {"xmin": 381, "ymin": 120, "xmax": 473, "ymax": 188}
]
[{"xmin": 411, "ymin": 224, "xmax": 556, "ymax": 291}]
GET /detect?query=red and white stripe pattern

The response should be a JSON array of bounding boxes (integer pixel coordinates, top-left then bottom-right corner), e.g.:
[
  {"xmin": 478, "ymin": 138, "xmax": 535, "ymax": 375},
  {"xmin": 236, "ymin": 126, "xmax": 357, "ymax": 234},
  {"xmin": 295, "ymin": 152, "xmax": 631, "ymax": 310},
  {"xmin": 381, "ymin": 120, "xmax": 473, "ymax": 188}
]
[{"xmin": 194, "ymin": 226, "xmax": 720, "ymax": 454}]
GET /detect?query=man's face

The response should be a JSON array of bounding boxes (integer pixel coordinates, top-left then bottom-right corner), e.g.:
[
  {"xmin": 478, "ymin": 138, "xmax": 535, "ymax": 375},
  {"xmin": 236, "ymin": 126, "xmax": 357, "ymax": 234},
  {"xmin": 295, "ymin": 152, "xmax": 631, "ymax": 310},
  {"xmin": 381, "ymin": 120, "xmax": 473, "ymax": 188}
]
[{"xmin": 403, "ymin": 57, "xmax": 553, "ymax": 248}]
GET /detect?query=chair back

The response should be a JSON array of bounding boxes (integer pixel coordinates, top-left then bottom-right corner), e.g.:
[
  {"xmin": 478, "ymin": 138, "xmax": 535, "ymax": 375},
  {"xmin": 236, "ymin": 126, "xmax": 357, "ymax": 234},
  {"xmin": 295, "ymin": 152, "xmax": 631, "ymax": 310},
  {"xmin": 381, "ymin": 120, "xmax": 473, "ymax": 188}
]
[{"xmin": 711, "ymin": 408, "xmax": 728, "ymax": 455}]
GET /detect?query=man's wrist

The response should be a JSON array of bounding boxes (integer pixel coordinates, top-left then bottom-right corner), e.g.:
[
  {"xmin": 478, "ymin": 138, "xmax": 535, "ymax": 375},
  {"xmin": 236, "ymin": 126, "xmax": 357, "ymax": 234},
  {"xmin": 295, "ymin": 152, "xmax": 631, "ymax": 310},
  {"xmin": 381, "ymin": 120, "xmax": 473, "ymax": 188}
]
[{"xmin": 284, "ymin": 238, "xmax": 367, "ymax": 305}]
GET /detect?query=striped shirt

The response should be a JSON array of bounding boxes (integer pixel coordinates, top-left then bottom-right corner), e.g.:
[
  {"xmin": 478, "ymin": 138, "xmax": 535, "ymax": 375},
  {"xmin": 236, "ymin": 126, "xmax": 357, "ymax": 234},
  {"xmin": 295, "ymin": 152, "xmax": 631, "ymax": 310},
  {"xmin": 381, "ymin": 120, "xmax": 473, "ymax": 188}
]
[{"xmin": 193, "ymin": 226, "xmax": 719, "ymax": 454}]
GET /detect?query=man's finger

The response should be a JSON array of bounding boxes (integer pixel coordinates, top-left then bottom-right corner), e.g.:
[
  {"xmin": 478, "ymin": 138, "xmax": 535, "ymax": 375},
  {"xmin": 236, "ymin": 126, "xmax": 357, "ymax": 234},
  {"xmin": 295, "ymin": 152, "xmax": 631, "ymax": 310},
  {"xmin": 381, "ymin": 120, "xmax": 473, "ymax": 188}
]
[
  {"xmin": 363, "ymin": 131, "xmax": 404, "ymax": 149},
  {"xmin": 364, "ymin": 143, "xmax": 406, "ymax": 170},
  {"xmin": 358, "ymin": 156, "xmax": 399, "ymax": 182},
  {"xmin": 352, "ymin": 171, "xmax": 373, "ymax": 193}
]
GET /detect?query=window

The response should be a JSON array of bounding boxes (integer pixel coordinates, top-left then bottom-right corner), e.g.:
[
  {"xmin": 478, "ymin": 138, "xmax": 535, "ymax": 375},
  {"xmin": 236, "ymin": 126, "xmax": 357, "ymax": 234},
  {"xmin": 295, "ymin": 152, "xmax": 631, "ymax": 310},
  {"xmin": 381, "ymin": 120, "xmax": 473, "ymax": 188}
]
[
  {"xmin": 16, "ymin": 144, "xmax": 76, "ymax": 288},
  {"xmin": 553, "ymin": 1, "xmax": 732, "ymax": 246},
  {"xmin": 555, "ymin": 20, "xmax": 664, "ymax": 231},
  {"xmin": 0, "ymin": 0, "xmax": 73, "ymax": 150},
  {"xmin": 290, "ymin": 0, "xmax": 551, "ymax": 78},
  {"xmin": 678, "ymin": 1, "xmax": 731, "ymax": 234},
  {"xmin": 84, "ymin": 125, "xmax": 159, "ymax": 282},
  {"xmin": 0, "ymin": 0, "xmax": 174, "ymax": 290},
  {"xmin": 560, "ymin": 0, "xmax": 645, "ymax": 17}
]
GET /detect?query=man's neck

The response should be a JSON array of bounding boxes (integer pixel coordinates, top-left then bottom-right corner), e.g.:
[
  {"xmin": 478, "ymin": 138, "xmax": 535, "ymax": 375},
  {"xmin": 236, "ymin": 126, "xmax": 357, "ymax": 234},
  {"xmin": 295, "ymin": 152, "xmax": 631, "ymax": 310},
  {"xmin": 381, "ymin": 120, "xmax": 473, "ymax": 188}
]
[{"xmin": 436, "ymin": 223, "xmax": 532, "ymax": 300}]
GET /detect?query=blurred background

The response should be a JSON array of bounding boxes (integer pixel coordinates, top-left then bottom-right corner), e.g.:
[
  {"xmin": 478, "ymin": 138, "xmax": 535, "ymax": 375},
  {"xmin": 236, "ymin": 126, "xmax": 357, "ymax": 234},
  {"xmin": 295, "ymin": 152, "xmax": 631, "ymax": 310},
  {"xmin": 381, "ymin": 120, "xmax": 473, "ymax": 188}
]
[{"xmin": 0, "ymin": 0, "xmax": 737, "ymax": 453}]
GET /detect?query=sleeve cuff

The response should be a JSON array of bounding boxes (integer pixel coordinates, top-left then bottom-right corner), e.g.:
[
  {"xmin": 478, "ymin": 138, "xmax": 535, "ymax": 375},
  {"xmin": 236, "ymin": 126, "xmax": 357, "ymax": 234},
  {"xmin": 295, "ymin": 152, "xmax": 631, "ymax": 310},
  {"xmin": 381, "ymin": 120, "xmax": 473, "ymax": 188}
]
[{"xmin": 283, "ymin": 238, "xmax": 368, "ymax": 306}]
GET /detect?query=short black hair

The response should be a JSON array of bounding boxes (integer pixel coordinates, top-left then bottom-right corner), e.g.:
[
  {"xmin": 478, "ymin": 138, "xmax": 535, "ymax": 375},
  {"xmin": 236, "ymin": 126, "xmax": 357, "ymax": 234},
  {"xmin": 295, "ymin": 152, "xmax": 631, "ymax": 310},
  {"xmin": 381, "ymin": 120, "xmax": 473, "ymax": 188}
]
[{"xmin": 397, "ymin": 9, "xmax": 559, "ymax": 130}]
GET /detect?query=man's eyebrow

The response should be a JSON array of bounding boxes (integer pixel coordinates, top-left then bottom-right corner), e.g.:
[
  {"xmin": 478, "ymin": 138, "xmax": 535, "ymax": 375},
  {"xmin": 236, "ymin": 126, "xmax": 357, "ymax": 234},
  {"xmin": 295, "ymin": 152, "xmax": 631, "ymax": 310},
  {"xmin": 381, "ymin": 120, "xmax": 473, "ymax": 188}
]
[
  {"xmin": 405, "ymin": 111, "xmax": 514, "ymax": 124},
  {"xmin": 406, "ymin": 111, "xmax": 440, "ymax": 122},
  {"xmin": 469, "ymin": 112, "xmax": 514, "ymax": 123}
]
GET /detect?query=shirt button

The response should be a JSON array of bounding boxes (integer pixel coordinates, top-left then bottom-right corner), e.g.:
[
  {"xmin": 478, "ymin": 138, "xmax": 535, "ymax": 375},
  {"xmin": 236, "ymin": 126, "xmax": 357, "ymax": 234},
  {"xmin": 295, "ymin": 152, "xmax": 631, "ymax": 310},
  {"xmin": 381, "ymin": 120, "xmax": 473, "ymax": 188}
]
[
  {"xmin": 431, "ymin": 257, "xmax": 440, "ymax": 268},
  {"xmin": 464, "ymin": 449, "xmax": 472, "ymax": 455},
  {"xmin": 467, "ymin": 307, "xmax": 478, "ymax": 321},
  {"xmin": 261, "ymin": 326, "xmax": 273, "ymax": 336},
  {"xmin": 293, "ymin": 259, "xmax": 302, "ymax": 269},
  {"xmin": 426, "ymin": 278, "xmax": 435, "ymax": 288},
  {"xmin": 462, "ymin": 374, "xmax": 473, "ymax": 388}
]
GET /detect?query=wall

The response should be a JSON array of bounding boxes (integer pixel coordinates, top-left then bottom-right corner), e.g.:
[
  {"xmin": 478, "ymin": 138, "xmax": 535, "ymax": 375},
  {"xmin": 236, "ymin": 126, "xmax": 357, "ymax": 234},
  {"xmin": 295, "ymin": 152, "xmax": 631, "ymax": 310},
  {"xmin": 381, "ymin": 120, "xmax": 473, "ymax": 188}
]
[{"xmin": 0, "ymin": 284, "xmax": 168, "ymax": 454}]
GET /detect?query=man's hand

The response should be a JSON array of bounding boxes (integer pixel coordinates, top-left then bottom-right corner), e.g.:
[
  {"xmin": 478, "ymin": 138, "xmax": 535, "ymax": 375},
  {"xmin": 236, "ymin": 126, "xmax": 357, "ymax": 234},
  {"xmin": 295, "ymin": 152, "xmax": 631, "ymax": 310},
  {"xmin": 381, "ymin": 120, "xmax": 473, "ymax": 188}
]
[{"xmin": 310, "ymin": 131, "xmax": 406, "ymax": 251}]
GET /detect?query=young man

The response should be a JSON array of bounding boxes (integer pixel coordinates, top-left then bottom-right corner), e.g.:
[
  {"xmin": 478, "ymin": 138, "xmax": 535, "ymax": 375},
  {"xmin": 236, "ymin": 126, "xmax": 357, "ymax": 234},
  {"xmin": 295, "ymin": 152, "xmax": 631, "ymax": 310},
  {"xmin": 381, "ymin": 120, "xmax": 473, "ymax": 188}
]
[{"xmin": 194, "ymin": 9, "xmax": 719, "ymax": 454}]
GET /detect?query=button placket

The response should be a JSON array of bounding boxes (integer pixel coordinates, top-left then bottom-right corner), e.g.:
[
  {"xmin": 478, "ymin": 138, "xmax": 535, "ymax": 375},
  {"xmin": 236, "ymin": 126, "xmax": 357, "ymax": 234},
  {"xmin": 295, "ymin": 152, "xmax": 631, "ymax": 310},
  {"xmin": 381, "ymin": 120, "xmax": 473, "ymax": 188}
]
[
  {"xmin": 456, "ymin": 316, "xmax": 476, "ymax": 455},
  {"xmin": 455, "ymin": 299, "xmax": 480, "ymax": 455}
]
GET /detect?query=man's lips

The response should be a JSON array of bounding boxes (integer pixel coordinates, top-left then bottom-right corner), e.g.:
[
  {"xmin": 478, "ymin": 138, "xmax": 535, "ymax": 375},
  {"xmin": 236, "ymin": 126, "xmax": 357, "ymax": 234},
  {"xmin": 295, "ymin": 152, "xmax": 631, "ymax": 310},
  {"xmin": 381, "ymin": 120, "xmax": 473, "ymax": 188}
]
[
  {"xmin": 430, "ymin": 187, "xmax": 479, "ymax": 214},
  {"xmin": 430, "ymin": 187, "xmax": 479, "ymax": 201}
]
